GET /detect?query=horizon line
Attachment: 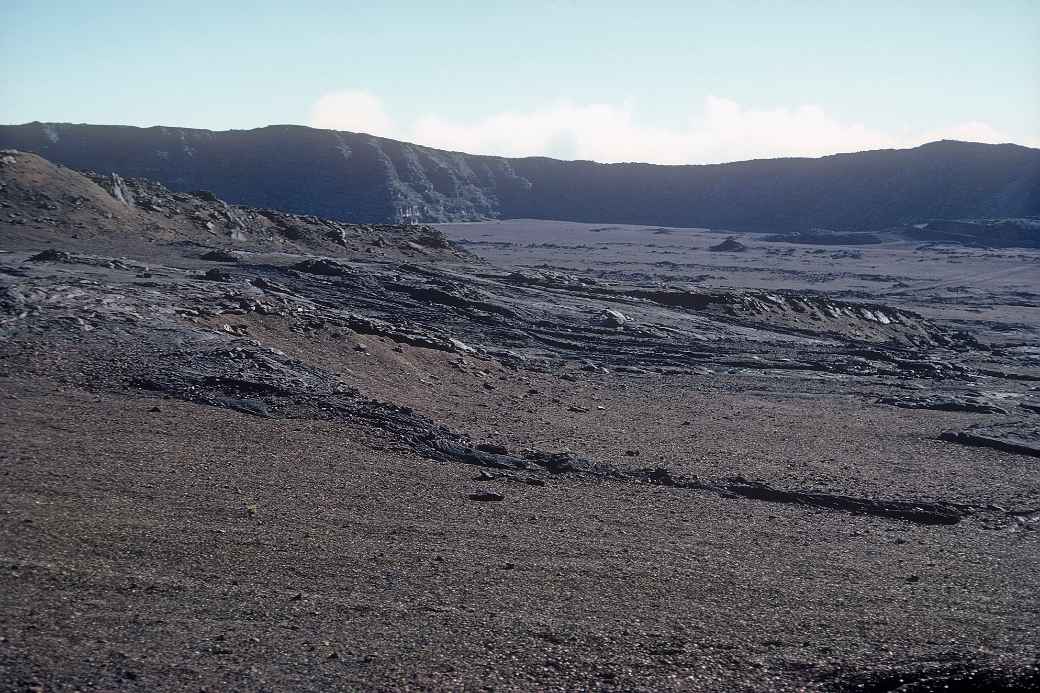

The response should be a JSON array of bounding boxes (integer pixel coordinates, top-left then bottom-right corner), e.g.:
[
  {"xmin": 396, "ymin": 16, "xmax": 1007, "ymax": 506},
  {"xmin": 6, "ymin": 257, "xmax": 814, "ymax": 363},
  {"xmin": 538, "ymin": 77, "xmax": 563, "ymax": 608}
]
[{"xmin": 3, "ymin": 120, "xmax": 1038, "ymax": 168}]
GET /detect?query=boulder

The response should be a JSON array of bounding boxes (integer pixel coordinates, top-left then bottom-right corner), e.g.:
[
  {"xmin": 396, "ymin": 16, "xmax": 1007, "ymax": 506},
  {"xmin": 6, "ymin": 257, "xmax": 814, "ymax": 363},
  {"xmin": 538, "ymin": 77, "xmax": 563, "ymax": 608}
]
[{"xmin": 601, "ymin": 309, "xmax": 627, "ymax": 327}]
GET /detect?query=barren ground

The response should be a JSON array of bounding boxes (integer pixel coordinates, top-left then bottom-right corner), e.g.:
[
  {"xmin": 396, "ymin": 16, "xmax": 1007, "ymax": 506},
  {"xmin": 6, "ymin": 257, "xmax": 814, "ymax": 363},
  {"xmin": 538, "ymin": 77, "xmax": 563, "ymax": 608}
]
[{"xmin": 1, "ymin": 153, "xmax": 1038, "ymax": 691}]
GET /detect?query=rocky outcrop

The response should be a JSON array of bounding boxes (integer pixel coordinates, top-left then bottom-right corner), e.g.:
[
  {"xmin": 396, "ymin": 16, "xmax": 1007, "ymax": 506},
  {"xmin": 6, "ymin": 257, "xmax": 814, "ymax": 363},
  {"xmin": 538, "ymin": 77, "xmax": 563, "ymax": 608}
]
[{"xmin": 941, "ymin": 423, "xmax": 1040, "ymax": 457}]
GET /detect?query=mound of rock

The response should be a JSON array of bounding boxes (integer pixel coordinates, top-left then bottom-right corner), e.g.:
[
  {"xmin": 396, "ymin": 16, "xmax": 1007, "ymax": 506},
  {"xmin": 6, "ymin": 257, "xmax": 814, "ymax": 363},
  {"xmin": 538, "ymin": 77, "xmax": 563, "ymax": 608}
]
[{"xmin": 709, "ymin": 237, "xmax": 747, "ymax": 252}]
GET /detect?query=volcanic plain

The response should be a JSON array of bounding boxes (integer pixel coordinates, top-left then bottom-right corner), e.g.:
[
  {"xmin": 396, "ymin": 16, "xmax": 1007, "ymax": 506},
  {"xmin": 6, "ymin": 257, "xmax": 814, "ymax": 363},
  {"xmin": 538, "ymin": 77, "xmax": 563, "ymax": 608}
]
[{"xmin": 1, "ymin": 150, "xmax": 1038, "ymax": 691}]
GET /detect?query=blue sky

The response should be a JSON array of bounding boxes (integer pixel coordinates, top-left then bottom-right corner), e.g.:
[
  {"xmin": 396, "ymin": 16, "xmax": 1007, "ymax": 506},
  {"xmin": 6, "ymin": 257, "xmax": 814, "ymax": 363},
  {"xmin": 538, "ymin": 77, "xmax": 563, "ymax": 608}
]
[{"xmin": 2, "ymin": 1, "xmax": 1037, "ymax": 163}]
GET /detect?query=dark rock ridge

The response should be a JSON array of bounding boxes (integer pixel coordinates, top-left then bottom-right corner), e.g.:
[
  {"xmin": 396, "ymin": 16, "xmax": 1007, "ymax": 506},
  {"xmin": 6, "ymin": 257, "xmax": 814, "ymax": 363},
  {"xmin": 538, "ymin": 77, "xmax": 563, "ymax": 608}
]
[
  {"xmin": 877, "ymin": 393, "xmax": 1010, "ymax": 415},
  {"xmin": 941, "ymin": 423, "xmax": 1040, "ymax": 458},
  {"xmin": 763, "ymin": 219, "xmax": 1040, "ymax": 248},
  {"xmin": 1, "ymin": 123, "xmax": 1038, "ymax": 232},
  {"xmin": 763, "ymin": 229, "xmax": 886, "ymax": 245},
  {"xmin": 905, "ymin": 218, "xmax": 1040, "ymax": 248}
]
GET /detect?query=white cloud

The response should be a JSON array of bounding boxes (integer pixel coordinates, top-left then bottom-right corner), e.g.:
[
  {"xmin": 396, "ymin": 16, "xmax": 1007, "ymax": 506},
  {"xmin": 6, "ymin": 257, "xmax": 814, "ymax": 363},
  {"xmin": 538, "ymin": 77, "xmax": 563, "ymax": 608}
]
[
  {"xmin": 919, "ymin": 120, "xmax": 1009, "ymax": 145},
  {"xmin": 308, "ymin": 89, "xmax": 1035, "ymax": 164},
  {"xmin": 310, "ymin": 89, "xmax": 393, "ymax": 137}
]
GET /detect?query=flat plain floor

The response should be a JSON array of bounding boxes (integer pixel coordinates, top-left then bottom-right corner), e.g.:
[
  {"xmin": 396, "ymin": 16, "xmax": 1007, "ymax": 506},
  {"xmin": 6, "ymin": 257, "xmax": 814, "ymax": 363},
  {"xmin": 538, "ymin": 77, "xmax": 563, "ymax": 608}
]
[{"xmin": 2, "ymin": 217, "xmax": 1039, "ymax": 691}]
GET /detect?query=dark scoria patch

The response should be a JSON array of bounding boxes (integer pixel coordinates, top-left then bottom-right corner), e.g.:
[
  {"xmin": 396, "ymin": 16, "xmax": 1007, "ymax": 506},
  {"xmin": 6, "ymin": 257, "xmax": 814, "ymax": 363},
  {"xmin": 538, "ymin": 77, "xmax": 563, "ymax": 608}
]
[{"xmin": 819, "ymin": 654, "xmax": 1040, "ymax": 693}]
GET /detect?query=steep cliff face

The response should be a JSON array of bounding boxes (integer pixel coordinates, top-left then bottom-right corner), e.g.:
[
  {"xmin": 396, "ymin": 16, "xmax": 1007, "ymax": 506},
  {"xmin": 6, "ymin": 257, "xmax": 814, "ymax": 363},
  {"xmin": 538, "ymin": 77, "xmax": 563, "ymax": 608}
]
[
  {"xmin": 502, "ymin": 143, "xmax": 1040, "ymax": 230},
  {"xmin": 1, "ymin": 121, "xmax": 1038, "ymax": 230}
]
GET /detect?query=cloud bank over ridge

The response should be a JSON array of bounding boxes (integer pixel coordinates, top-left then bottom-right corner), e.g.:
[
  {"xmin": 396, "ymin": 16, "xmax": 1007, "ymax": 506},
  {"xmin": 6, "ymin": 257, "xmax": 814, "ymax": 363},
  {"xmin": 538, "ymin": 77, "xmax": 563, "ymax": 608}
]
[{"xmin": 310, "ymin": 88, "xmax": 1037, "ymax": 165}]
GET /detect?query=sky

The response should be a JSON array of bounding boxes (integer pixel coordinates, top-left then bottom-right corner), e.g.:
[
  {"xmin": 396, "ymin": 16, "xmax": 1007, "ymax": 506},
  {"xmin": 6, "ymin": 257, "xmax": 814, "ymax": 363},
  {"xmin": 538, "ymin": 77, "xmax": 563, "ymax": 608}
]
[{"xmin": 2, "ymin": 1, "xmax": 1038, "ymax": 164}]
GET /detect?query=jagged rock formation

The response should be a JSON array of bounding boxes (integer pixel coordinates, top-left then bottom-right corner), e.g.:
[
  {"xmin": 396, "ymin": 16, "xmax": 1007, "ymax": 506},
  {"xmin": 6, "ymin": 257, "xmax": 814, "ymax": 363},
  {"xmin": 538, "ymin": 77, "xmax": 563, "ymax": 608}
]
[{"xmin": 1, "ymin": 123, "xmax": 1038, "ymax": 232}]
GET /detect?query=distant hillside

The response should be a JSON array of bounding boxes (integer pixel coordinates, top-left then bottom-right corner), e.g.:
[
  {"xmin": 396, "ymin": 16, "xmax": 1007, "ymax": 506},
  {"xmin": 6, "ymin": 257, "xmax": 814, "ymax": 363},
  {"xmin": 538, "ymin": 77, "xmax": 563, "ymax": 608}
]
[
  {"xmin": 0, "ymin": 149, "xmax": 469, "ymax": 261},
  {"xmin": 1, "ymin": 122, "xmax": 1038, "ymax": 231}
]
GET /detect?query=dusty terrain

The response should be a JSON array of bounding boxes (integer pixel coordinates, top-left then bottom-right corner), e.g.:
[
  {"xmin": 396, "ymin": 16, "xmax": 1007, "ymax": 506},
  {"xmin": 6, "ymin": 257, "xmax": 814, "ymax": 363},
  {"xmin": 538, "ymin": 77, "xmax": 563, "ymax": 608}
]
[{"xmin": 1, "ymin": 151, "xmax": 1039, "ymax": 691}]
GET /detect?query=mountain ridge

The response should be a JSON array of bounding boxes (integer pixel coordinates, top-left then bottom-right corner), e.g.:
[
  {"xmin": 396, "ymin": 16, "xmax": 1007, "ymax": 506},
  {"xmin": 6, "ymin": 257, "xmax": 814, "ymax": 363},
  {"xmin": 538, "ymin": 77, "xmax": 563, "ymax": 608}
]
[
  {"xmin": 9, "ymin": 120, "xmax": 1038, "ymax": 164},
  {"xmin": 1, "ymin": 121, "xmax": 1038, "ymax": 230}
]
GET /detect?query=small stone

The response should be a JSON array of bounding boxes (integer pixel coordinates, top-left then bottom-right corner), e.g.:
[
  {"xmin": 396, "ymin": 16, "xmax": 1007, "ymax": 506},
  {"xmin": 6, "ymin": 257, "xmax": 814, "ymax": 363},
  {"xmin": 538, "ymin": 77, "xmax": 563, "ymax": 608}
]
[
  {"xmin": 149, "ymin": 406, "xmax": 162, "ymax": 413},
  {"xmin": 202, "ymin": 267, "xmax": 230, "ymax": 281},
  {"xmin": 28, "ymin": 249, "xmax": 72, "ymax": 263},
  {"xmin": 199, "ymin": 249, "xmax": 238, "ymax": 262}
]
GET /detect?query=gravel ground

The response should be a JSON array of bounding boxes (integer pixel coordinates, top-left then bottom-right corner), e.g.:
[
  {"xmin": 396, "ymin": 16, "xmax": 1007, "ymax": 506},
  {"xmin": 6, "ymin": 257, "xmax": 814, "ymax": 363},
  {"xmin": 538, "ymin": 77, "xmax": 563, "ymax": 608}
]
[
  {"xmin": 2, "ymin": 373, "xmax": 1038, "ymax": 691},
  {"xmin": 1, "ymin": 153, "xmax": 1038, "ymax": 691}
]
